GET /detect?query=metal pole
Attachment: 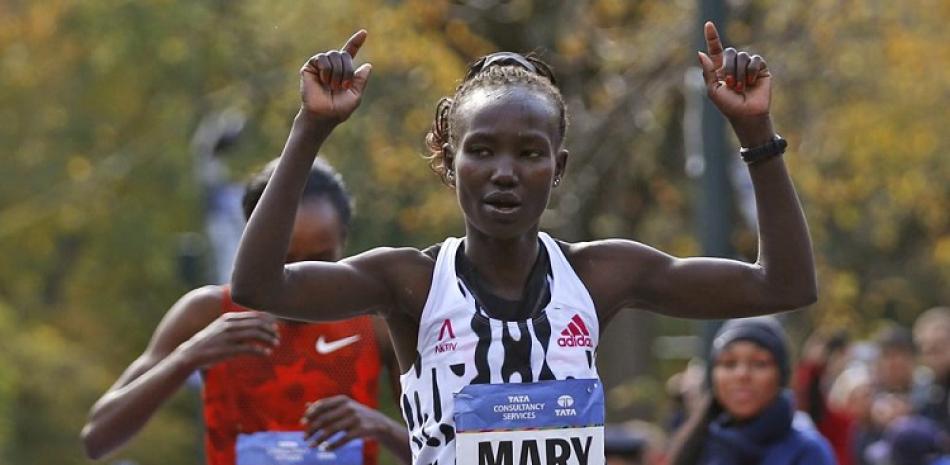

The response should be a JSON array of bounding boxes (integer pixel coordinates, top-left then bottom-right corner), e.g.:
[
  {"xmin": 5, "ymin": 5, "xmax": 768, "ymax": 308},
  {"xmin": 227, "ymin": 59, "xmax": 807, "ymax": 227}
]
[
  {"xmin": 191, "ymin": 108, "xmax": 247, "ymax": 285},
  {"xmin": 184, "ymin": 108, "xmax": 246, "ymax": 463},
  {"xmin": 694, "ymin": 0, "xmax": 733, "ymax": 355}
]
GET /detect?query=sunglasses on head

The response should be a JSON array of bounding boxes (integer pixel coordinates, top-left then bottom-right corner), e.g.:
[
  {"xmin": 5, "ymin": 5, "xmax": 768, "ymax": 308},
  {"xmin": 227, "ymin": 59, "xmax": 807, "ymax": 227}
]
[{"xmin": 464, "ymin": 52, "xmax": 558, "ymax": 86}]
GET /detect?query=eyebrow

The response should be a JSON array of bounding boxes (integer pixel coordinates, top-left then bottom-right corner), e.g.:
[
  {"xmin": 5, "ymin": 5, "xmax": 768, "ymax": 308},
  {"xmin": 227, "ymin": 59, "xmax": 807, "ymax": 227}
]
[{"xmin": 463, "ymin": 130, "xmax": 553, "ymax": 145}]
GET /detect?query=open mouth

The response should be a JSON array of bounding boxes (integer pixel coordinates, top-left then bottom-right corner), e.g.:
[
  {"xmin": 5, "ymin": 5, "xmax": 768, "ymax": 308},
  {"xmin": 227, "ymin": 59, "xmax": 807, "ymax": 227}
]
[{"xmin": 483, "ymin": 192, "xmax": 522, "ymax": 213}]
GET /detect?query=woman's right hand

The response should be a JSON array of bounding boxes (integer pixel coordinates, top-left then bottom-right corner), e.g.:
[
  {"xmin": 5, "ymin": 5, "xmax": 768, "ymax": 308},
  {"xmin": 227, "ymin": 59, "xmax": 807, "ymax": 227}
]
[
  {"xmin": 175, "ymin": 311, "xmax": 280, "ymax": 369},
  {"xmin": 299, "ymin": 30, "xmax": 373, "ymax": 124}
]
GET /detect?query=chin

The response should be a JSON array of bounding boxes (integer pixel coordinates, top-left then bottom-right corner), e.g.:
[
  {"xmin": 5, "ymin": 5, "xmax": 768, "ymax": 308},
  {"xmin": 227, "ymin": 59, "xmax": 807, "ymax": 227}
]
[
  {"xmin": 722, "ymin": 401, "xmax": 768, "ymax": 421},
  {"xmin": 468, "ymin": 218, "xmax": 534, "ymax": 240},
  {"xmin": 729, "ymin": 409, "xmax": 762, "ymax": 421}
]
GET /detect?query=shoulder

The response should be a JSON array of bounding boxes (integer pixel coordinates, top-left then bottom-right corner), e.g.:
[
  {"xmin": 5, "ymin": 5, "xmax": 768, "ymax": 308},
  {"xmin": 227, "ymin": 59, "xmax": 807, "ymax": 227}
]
[
  {"xmin": 150, "ymin": 285, "xmax": 225, "ymax": 347},
  {"xmin": 337, "ymin": 245, "xmax": 436, "ymax": 283},
  {"xmin": 346, "ymin": 246, "xmax": 437, "ymax": 315},
  {"xmin": 172, "ymin": 285, "xmax": 225, "ymax": 321},
  {"xmin": 349, "ymin": 246, "xmax": 436, "ymax": 283},
  {"xmin": 346, "ymin": 246, "xmax": 435, "ymax": 266},
  {"xmin": 782, "ymin": 423, "xmax": 836, "ymax": 465},
  {"xmin": 553, "ymin": 237, "xmax": 674, "ymax": 313},
  {"xmin": 189, "ymin": 284, "xmax": 227, "ymax": 307},
  {"xmin": 557, "ymin": 237, "xmax": 671, "ymax": 268}
]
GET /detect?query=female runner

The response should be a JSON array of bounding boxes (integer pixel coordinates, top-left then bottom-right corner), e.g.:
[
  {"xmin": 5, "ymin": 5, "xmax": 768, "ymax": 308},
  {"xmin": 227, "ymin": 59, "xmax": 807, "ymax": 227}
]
[{"xmin": 232, "ymin": 23, "xmax": 816, "ymax": 465}]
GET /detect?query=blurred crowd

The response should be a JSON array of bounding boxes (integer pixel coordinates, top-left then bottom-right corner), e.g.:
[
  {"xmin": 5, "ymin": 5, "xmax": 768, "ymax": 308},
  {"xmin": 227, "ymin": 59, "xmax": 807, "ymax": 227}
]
[{"xmin": 604, "ymin": 307, "xmax": 950, "ymax": 465}]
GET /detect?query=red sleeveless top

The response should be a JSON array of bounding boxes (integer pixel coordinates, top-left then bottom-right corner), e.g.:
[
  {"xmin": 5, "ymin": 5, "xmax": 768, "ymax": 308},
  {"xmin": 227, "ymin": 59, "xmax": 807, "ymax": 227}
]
[{"xmin": 202, "ymin": 287, "xmax": 382, "ymax": 465}]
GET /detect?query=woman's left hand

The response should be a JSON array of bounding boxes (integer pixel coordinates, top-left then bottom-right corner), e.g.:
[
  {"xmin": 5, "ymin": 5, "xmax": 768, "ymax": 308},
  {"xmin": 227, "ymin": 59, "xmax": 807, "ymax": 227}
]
[
  {"xmin": 698, "ymin": 21, "xmax": 773, "ymax": 141},
  {"xmin": 301, "ymin": 395, "xmax": 387, "ymax": 450}
]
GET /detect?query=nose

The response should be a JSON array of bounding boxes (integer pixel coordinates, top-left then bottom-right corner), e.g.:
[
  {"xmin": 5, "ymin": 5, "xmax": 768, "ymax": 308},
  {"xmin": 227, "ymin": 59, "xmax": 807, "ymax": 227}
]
[
  {"xmin": 732, "ymin": 362, "xmax": 752, "ymax": 379},
  {"xmin": 489, "ymin": 156, "xmax": 518, "ymax": 187}
]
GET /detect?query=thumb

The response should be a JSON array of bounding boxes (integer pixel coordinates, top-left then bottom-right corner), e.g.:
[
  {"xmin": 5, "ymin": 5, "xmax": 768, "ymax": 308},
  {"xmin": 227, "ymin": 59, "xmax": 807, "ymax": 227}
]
[
  {"xmin": 351, "ymin": 63, "xmax": 372, "ymax": 94},
  {"xmin": 697, "ymin": 51, "xmax": 717, "ymax": 86}
]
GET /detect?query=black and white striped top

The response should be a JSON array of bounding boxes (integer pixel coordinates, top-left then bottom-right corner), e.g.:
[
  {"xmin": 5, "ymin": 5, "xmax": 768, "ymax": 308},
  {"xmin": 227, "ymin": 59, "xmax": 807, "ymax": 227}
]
[{"xmin": 399, "ymin": 232, "xmax": 601, "ymax": 465}]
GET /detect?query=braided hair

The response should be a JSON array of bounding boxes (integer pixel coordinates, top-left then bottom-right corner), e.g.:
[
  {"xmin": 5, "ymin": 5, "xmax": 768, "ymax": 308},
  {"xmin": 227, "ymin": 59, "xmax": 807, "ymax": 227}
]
[{"xmin": 424, "ymin": 53, "xmax": 567, "ymax": 185}]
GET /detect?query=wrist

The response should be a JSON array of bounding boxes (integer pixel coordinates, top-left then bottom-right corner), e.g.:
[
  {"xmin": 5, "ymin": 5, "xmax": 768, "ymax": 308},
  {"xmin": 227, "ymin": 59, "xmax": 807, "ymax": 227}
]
[
  {"xmin": 730, "ymin": 114, "xmax": 775, "ymax": 148},
  {"xmin": 365, "ymin": 409, "xmax": 388, "ymax": 438},
  {"xmin": 169, "ymin": 345, "xmax": 201, "ymax": 373},
  {"xmin": 295, "ymin": 109, "xmax": 342, "ymax": 133}
]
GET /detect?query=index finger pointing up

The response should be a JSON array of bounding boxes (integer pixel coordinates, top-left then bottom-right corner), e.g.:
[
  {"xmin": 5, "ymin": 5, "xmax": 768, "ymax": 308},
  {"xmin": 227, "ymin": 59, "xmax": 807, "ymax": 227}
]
[
  {"xmin": 342, "ymin": 30, "xmax": 368, "ymax": 58},
  {"xmin": 704, "ymin": 21, "xmax": 724, "ymax": 70}
]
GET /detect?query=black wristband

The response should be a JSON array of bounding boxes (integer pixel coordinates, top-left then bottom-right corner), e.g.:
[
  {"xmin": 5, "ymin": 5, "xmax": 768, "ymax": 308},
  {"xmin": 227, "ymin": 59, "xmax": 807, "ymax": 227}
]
[{"xmin": 740, "ymin": 135, "xmax": 787, "ymax": 165}]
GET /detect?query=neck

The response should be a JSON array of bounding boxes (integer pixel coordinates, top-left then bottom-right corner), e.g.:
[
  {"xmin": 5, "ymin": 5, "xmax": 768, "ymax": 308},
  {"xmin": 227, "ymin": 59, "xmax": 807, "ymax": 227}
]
[{"xmin": 462, "ymin": 226, "xmax": 541, "ymax": 301}]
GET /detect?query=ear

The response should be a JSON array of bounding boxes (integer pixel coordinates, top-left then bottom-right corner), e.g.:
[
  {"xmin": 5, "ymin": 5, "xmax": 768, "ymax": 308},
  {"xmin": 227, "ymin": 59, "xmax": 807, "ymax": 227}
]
[
  {"xmin": 442, "ymin": 142, "xmax": 456, "ymax": 187},
  {"xmin": 554, "ymin": 149, "xmax": 569, "ymax": 185}
]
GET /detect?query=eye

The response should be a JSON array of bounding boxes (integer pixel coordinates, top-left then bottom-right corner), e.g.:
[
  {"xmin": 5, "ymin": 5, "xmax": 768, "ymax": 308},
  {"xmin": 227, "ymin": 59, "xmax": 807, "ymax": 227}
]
[
  {"xmin": 521, "ymin": 149, "xmax": 544, "ymax": 159},
  {"xmin": 751, "ymin": 359, "xmax": 773, "ymax": 370},
  {"xmin": 468, "ymin": 146, "xmax": 492, "ymax": 158},
  {"xmin": 716, "ymin": 358, "xmax": 737, "ymax": 370}
]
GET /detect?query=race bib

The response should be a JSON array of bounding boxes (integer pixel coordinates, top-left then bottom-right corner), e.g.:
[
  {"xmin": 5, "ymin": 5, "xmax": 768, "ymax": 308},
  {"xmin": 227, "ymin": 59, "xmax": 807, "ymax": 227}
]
[
  {"xmin": 454, "ymin": 379, "xmax": 605, "ymax": 465},
  {"xmin": 236, "ymin": 431, "xmax": 363, "ymax": 465}
]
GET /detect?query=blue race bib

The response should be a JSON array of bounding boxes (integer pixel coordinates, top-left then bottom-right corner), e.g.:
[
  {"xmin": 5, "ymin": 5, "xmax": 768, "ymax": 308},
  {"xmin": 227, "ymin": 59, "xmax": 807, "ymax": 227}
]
[
  {"xmin": 236, "ymin": 431, "xmax": 363, "ymax": 465},
  {"xmin": 454, "ymin": 379, "xmax": 605, "ymax": 465}
]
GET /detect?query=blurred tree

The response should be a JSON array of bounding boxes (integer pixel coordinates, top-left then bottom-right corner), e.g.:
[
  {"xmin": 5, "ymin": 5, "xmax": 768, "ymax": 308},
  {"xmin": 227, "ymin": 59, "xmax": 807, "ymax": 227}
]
[{"xmin": 723, "ymin": 0, "xmax": 950, "ymax": 329}]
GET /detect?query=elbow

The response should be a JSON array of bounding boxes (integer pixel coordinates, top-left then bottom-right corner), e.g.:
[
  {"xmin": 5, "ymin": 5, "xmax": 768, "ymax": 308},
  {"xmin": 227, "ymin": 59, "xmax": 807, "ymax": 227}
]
[
  {"xmin": 786, "ymin": 291, "xmax": 817, "ymax": 311},
  {"xmin": 229, "ymin": 283, "xmax": 259, "ymax": 310},
  {"xmin": 230, "ymin": 281, "xmax": 282, "ymax": 312},
  {"xmin": 230, "ymin": 273, "xmax": 272, "ymax": 310},
  {"xmin": 800, "ymin": 284, "xmax": 819, "ymax": 308},
  {"xmin": 773, "ymin": 282, "xmax": 818, "ymax": 312},
  {"xmin": 793, "ymin": 274, "xmax": 819, "ymax": 308}
]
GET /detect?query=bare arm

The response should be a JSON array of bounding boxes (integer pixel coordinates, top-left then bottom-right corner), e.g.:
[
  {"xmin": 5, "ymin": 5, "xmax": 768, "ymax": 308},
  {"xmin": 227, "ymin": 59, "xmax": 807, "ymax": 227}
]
[
  {"xmin": 585, "ymin": 22, "xmax": 815, "ymax": 321},
  {"xmin": 81, "ymin": 287, "xmax": 278, "ymax": 459},
  {"xmin": 230, "ymin": 31, "xmax": 399, "ymax": 321},
  {"xmin": 634, "ymin": 134, "xmax": 813, "ymax": 318}
]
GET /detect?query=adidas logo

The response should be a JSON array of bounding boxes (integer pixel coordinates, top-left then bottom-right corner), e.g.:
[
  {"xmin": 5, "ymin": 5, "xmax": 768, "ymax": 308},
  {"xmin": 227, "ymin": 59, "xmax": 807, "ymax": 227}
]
[{"xmin": 557, "ymin": 314, "xmax": 593, "ymax": 348}]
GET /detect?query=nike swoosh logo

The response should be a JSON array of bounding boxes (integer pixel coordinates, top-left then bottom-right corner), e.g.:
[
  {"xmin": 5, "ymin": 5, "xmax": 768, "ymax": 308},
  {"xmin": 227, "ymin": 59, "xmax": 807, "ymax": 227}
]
[{"xmin": 315, "ymin": 335, "xmax": 361, "ymax": 354}]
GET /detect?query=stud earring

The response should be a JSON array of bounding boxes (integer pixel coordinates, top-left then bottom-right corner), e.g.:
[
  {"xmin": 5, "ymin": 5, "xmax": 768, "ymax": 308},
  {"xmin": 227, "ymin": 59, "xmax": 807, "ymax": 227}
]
[{"xmin": 553, "ymin": 177, "xmax": 561, "ymax": 187}]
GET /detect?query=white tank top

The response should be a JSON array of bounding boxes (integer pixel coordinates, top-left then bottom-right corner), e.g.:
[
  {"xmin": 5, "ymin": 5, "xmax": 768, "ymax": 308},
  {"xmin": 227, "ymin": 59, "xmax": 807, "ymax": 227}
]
[{"xmin": 400, "ymin": 232, "xmax": 601, "ymax": 465}]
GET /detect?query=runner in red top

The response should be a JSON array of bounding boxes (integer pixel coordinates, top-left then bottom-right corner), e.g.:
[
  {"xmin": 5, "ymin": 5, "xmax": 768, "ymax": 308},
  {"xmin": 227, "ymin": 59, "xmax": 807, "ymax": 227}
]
[
  {"xmin": 82, "ymin": 159, "xmax": 409, "ymax": 465},
  {"xmin": 203, "ymin": 288, "xmax": 383, "ymax": 465}
]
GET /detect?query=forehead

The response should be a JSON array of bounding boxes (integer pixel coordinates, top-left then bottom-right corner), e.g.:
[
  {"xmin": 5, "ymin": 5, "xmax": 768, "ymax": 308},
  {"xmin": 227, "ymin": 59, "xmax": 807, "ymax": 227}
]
[
  {"xmin": 454, "ymin": 86, "xmax": 560, "ymax": 142},
  {"xmin": 294, "ymin": 197, "xmax": 344, "ymax": 237},
  {"xmin": 718, "ymin": 340, "xmax": 773, "ymax": 357}
]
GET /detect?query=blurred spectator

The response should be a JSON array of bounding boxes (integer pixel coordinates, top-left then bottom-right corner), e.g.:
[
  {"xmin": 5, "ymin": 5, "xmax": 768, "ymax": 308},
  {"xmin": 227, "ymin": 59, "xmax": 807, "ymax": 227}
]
[
  {"xmin": 912, "ymin": 307, "xmax": 950, "ymax": 430},
  {"xmin": 873, "ymin": 394, "xmax": 915, "ymax": 432},
  {"xmin": 606, "ymin": 424, "xmax": 648, "ymax": 465},
  {"xmin": 795, "ymin": 328, "xmax": 857, "ymax": 465},
  {"xmin": 605, "ymin": 420, "xmax": 668, "ymax": 465},
  {"xmin": 828, "ymin": 366, "xmax": 877, "ymax": 464},
  {"xmin": 666, "ymin": 359, "xmax": 707, "ymax": 432},
  {"xmin": 829, "ymin": 366, "xmax": 874, "ymax": 424},
  {"xmin": 667, "ymin": 317, "xmax": 836, "ymax": 465},
  {"xmin": 865, "ymin": 416, "xmax": 950, "ymax": 465},
  {"xmin": 873, "ymin": 324, "xmax": 919, "ymax": 395}
]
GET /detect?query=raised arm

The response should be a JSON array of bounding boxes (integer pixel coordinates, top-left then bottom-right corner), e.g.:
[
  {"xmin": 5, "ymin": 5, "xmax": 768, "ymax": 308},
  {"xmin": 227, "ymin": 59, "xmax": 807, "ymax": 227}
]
[
  {"xmin": 583, "ymin": 22, "xmax": 816, "ymax": 320},
  {"xmin": 81, "ymin": 287, "xmax": 278, "ymax": 459},
  {"xmin": 230, "ymin": 31, "xmax": 398, "ymax": 321}
]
